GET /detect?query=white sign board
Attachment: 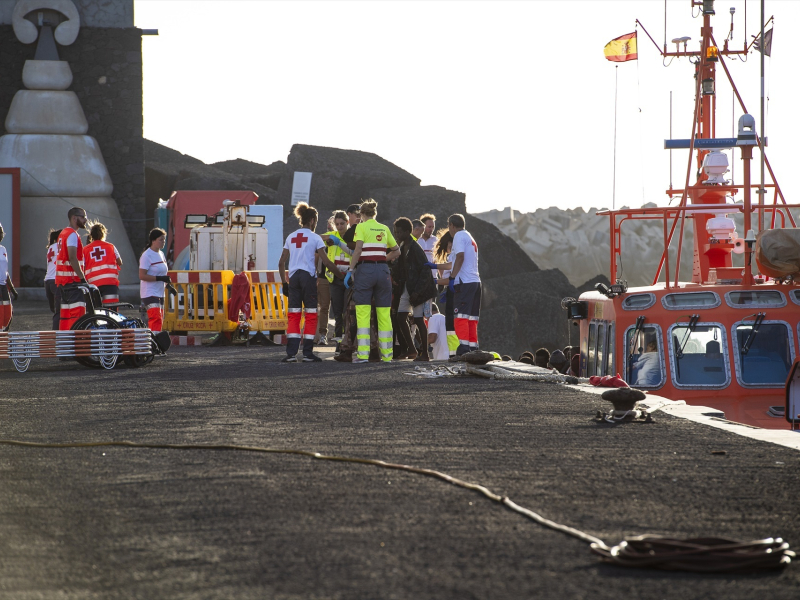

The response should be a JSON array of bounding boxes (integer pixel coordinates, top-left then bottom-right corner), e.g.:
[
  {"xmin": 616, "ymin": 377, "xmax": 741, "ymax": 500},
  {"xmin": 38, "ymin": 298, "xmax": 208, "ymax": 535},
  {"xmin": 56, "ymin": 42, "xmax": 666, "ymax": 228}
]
[{"xmin": 291, "ymin": 172, "xmax": 312, "ymax": 206}]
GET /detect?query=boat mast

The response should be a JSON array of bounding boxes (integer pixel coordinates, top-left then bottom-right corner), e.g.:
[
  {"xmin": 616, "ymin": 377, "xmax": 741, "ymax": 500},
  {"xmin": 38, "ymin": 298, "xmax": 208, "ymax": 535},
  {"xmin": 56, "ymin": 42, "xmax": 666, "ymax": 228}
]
[{"xmin": 758, "ymin": 0, "xmax": 765, "ymax": 233}]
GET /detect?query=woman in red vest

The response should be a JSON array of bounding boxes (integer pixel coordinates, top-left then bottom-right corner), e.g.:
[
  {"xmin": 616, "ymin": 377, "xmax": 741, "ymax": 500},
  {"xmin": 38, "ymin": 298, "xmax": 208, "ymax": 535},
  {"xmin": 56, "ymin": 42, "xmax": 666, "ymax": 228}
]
[
  {"xmin": 83, "ymin": 222, "xmax": 123, "ymax": 305},
  {"xmin": 0, "ymin": 221, "xmax": 19, "ymax": 331}
]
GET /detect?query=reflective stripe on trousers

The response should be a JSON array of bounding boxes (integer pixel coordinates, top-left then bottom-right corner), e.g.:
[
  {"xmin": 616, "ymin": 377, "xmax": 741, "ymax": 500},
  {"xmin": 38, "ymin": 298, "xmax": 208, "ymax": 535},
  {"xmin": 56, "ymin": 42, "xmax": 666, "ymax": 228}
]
[{"xmin": 355, "ymin": 305, "xmax": 392, "ymax": 361}]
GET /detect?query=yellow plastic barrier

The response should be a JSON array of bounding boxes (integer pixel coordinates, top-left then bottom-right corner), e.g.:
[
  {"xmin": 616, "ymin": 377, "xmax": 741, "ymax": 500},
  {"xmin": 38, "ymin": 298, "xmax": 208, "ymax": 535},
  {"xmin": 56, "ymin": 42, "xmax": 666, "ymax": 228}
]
[
  {"xmin": 246, "ymin": 271, "xmax": 289, "ymax": 333},
  {"xmin": 164, "ymin": 270, "xmax": 237, "ymax": 333}
]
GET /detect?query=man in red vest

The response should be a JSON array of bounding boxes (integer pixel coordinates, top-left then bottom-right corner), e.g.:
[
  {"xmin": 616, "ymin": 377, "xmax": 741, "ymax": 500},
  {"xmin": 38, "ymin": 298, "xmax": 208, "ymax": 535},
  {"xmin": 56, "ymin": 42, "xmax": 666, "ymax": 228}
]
[
  {"xmin": 56, "ymin": 207, "xmax": 90, "ymax": 330},
  {"xmin": 83, "ymin": 222, "xmax": 122, "ymax": 305}
]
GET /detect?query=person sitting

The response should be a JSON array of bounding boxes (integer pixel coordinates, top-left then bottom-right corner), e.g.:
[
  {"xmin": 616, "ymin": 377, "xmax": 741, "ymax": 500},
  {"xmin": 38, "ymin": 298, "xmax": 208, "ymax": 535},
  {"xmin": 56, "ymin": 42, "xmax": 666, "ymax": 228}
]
[
  {"xmin": 548, "ymin": 348, "xmax": 568, "ymax": 373},
  {"xmin": 534, "ymin": 348, "xmax": 550, "ymax": 368},
  {"xmin": 632, "ymin": 341, "xmax": 660, "ymax": 386},
  {"xmin": 426, "ymin": 303, "xmax": 449, "ymax": 361}
]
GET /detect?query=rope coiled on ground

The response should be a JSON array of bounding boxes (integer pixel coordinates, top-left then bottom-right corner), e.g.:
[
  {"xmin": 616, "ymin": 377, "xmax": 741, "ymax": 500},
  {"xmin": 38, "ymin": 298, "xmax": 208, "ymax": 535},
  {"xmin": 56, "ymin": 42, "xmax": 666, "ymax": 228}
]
[{"xmin": 0, "ymin": 438, "xmax": 792, "ymax": 572}]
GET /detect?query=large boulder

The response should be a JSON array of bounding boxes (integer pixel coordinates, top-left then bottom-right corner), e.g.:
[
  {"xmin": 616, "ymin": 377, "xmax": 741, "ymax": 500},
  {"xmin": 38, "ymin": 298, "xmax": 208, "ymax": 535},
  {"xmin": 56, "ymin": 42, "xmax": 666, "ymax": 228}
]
[
  {"xmin": 480, "ymin": 269, "xmax": 577, "ymax": 357},
  {"xmin": 469, "ymin": 216, "xmax": 539, "ymax": 280},
  {"xmin": 274, "ymin": 144, "xmax": 421, "ymax": 219},
  {"xmin": 210, "ymin": 158, "xmax": 285, "ymax": 190},
  {"xmin": 365, "ymin": 185, "xmax": 466, "ymax": 233}
]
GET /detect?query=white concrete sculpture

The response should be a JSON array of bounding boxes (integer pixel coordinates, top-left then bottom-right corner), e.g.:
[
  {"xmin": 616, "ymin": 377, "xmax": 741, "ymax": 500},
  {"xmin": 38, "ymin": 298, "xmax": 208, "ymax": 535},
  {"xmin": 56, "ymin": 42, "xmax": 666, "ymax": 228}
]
[{"xmin": 0, "ymin": 0, "xmax": 138, "ymax": 283}]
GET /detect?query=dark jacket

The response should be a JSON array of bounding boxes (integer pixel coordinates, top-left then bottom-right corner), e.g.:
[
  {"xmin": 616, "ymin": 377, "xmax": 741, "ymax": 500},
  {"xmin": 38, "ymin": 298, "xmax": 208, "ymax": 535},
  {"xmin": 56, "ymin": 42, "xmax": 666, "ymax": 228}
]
[{"xmin": 393, "ymin": 240, "xmax": 437, "ymax": 307}]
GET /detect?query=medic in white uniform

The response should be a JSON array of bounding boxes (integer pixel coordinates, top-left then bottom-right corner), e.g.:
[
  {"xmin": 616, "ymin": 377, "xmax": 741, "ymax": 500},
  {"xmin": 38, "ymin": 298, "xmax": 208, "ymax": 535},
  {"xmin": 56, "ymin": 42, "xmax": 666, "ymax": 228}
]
[
  {"xmin": 139, "ymin": 228, "xmax": 170, "ymax": 332},
  {"xmin": 278, "ymin": 202, "xmax": 343, "ymax": 363}
]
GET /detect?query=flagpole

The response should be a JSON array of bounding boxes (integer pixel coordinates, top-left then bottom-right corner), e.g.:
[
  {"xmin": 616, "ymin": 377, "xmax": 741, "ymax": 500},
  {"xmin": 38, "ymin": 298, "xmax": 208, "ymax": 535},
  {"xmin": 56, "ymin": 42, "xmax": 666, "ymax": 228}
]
[
  {"xmin": 759, "ymin": 0, "xmax": 765, "ymax": 232},
  {"xmin": 613, "ymin": 65, "xmax": 618, "ymax": 210}
]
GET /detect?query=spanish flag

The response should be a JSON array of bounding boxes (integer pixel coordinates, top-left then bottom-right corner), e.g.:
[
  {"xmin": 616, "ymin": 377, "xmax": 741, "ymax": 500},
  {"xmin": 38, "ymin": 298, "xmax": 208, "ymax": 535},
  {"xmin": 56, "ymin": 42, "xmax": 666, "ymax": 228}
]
[{"xmin": 604, "ymin": 32, "xmax": 637, "ymax": 62}]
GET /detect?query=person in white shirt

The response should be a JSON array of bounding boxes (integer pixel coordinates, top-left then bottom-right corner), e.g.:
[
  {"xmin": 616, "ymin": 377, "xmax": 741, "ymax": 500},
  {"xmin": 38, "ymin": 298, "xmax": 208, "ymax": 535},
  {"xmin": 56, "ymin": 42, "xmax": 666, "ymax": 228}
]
[
  {"xmin": 448, "ymin": 213, "xmax": 481, "ymax": 355},
  {"xmin": 417, "ymin": 213, "xmax": 438, "ymax": 280},
  {"xmin": 0, "ymin": 221, "xmax": 18, "ymax": 331},
  {"xmin": 278, "ymin": 202, "xmax": 343, "ymax": 363},
  {"xmin": 426, "ymin": 303, "xmax": 449, "ymax": 361},
  {"xmin": 44, "ymin": 229, "xmax": 61, "ymax": 329},
  {"xmin": 139, "ymin": 228, "xmax": 170, "ymax": 332}
]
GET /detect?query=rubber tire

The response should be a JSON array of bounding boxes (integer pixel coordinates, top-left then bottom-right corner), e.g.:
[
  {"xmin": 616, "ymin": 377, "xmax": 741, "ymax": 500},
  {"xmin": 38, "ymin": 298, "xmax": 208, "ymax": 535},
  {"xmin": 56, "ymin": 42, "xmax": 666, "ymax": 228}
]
[{"xmin": 71, "ymin": 313, "xmax": 121, "ymax": 369}]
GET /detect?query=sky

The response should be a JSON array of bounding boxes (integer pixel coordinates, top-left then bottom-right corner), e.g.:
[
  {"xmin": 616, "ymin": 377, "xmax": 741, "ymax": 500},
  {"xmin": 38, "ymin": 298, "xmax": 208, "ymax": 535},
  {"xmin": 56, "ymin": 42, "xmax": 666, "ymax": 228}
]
[{"xmin": 133, "ymin": 0, "xmax": 799, "ymax": 217}]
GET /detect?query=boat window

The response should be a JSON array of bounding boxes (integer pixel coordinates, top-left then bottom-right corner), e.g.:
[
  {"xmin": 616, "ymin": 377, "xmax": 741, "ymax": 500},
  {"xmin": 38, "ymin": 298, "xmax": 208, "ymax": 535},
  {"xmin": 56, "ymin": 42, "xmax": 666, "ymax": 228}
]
[
  {"xmin": 732, "ymin": 322, "xmax": 794, "ymax": 386},
  {"xmin": 661, "ymin": 292, "xmax": 720, "ymax": 310},
  {"xmin": 587, "ymin": 323, "xmax": 597, "ymax": 377},
  {"xmin": 725, "ymin": 290, "xmax": 786, "ymax": 308},
  {"xmin": 621, "ymin": 293, "xmax": 656, "ymax": 311},
  {"xmin": 668, "ymin": 324, "xmax": 728, "ymax": 388},
  {"xmin": 596, "ymin": 323, "xmax": 606, "ymax": 376},
  {"xmin": 625, "ymin": 325, "xmax": 664, "ymax": 388},
  {"xmin": 791, "ymin": 290, "xmax": 800, "ymax": 307},
  {"xmin": 607, "ymin": 324, "xmax": 615, "ymax": 376}
]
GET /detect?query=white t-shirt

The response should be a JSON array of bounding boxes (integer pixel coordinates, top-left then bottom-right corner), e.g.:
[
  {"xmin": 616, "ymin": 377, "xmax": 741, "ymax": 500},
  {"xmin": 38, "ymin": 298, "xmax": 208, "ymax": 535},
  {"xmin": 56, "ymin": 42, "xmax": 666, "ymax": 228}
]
[
  {"xmin": 45, "ymin": 242, "xmax": 58, "ymax": 281},
  {"xmin": 284, "ymin": 228, "xmax": 325, "ymax": 278},
  {"xmin": 66, "ymin": 231, "xmax": 79, "ymax": 247},
  {"xmin": 427, "ymin": 313, "xmax": 449, "ymax": 360},
  {"xmin": 417, "ymin": 234, "xmax": 438, "ymax": 276},
  {"xmin": 139, "ymin": 248, "xmax": 168, "ymax": 298},
  {"xmin": 451, "ymin": 230, "xmax": 480, "ymax": 284},
  {"xmin": 0, "ymin": 245, "xmax": 7, "ymax": 285}
]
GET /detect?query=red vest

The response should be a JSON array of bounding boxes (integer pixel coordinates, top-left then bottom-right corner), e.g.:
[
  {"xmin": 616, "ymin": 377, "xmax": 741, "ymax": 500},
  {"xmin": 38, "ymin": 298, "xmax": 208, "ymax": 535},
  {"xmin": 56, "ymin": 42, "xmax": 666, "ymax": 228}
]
[
  {"xmin": 55, "ymin": 228, "xmax": 84, "ymax": 285},
  {"xmin": 83, "ymin": 240, "xmax": 119, "ymax": 286}
]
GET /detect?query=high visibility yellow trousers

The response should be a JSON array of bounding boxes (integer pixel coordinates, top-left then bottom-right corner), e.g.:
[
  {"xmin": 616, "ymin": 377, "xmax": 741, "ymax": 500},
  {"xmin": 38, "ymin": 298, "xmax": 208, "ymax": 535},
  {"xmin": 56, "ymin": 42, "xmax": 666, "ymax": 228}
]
[{"xmin": 356, "ymin": 305, "xmax": 392, "ymax": 361}]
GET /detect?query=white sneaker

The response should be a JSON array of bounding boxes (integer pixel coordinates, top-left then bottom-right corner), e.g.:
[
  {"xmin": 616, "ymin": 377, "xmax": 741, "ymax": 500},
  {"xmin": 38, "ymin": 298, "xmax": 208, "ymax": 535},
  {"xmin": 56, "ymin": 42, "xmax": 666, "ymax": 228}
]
[
  {"xmin": 318, "ymin": 335, "xmax": 328, "ymax": 346},
  {"xmin": 352, "ymin": 358, "xmax": 369, "ymax": 363}
]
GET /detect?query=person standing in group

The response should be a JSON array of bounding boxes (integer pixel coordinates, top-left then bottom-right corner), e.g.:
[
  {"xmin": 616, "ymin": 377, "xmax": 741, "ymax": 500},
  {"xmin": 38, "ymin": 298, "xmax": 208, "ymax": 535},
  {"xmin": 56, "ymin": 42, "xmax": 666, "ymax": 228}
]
[
  {"xmin": 334, "ymin": 203, "xmax": 362, "ymax": 362},
  {"xmin": 83, "ymin": 222, "xmax": 123, "ymax": 306},
  {"xmin": 313, "ymin": 215, "xmax": 337, "ymax": 347},
  {"xmin": 322, "ymin": 210, "xmax": 352, "ymax": 345},
  {"xmin": 139, "ymin": 228, "xmax": 171, "ymax": 332},
  {"xmin": 55, "ymin": 207, "xmax": 90, "ymax": 330},
  {"xmin": 391, "ymin": 217, "xmax": 437, "ymax": 361},
  {"xmin": 417, "ymin": 213, "xmax": 438, "ymax": 279},
  {"xmin": 278, "ymin": 202, "xmax": 343, "ymax": 363},
  {"xmin": 447, "ymin": 213, "xmax": 481, "ymax": 355},
  {"xmin": 0, "ymin": 221, "xmax": 18, "ymax": 331},
  {"xmin": 348, "ymin": 199, "xmax": 400, "ymax": 363},
  {"xmin": 432, "ymin": 229, "xmax": 458, "ymax": 357},
  {"xmin": 411, "ymin": 220, "xmax": 424, "ymax": 241},
  {"xmin": 44, "ymin": 229, "xmax": 61, "ymax": 330}
]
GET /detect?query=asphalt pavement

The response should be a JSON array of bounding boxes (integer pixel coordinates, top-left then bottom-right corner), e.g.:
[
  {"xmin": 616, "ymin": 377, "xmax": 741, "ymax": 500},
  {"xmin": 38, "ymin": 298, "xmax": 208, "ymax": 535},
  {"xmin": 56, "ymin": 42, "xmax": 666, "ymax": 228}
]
[{"xmin": 1, "ymin": 302, "xmax": 799, "ymax": 599}]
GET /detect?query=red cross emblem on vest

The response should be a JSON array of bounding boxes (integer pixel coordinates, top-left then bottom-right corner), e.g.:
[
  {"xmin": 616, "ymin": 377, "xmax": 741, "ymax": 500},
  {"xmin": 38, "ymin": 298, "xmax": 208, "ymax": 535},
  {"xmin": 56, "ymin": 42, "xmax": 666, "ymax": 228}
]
[
  {"xmin": 291, "ymin": 233, "xmax": 308, "ymax": 248},
  {"xmin": 90, "ymin": 246, "xmax": 106, "ymax": 262}
]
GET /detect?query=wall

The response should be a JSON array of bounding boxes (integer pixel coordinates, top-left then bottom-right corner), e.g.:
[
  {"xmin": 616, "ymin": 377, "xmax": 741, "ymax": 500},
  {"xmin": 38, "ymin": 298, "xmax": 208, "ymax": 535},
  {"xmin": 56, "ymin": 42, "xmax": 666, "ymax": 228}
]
[
  {"xmin": 0, "ymin": 0, "xmax": 133, "ymax": 27},
  {"xmin": 0, "ymin": 23, "xmax": 146, "ymax": 247}
]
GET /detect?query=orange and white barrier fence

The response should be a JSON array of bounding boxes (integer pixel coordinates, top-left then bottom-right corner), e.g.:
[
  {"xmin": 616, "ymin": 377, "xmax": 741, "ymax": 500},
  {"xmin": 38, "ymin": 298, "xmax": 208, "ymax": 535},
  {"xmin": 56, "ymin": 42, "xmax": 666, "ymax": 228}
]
[
  {"xmin": 246, "ymin": 271, "xmax": 289, "ymax": 333},
  {"xmin": 164, "ymin": 271, "xmax": 236, "ymax": 333},
  {"xmin": 0, "ymin": 329, "xmax": 152, "ymax": 372},
  {"xmin": 163, "ymin": 270, "xmax": 288, "ymax": 338}
]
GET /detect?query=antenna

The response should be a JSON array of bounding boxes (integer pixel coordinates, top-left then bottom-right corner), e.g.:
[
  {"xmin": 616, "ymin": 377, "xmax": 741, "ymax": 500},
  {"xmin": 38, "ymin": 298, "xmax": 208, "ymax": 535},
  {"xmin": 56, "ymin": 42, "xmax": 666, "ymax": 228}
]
[{"xmin": 728, "ymin": 7, "xmax": 735, "ymax": 41}]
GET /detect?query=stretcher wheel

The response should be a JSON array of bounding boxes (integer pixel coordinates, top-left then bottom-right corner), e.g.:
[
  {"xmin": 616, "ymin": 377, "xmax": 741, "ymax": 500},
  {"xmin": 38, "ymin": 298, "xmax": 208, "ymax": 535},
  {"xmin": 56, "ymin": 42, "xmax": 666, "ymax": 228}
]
[{"xmin": 71, "ymin": 313, "xmax": 121, "ymax": 368}]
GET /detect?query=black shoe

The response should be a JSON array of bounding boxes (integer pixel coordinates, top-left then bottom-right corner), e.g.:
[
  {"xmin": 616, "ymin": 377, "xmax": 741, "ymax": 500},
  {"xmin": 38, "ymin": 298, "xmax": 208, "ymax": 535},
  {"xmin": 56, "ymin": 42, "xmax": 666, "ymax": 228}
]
[
  {"xmin": 455, "ymin": 344, "xmax": 471, "ymax": 356},
  {"xmin": 281, "ymin": 355, "xmax": 298, "ymax": 363},
  {"xmin": 303, "ymin": 354, "xmax": 322, "ymax": 362}
]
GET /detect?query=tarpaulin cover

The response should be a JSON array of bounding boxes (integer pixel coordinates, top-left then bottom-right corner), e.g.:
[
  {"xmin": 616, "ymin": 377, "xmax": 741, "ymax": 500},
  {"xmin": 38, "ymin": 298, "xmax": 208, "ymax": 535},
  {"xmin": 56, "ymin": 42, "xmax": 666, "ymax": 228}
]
[
  {"xmin": 228, "ymin": 272, "xmax": 251, "ymax": 323},
  {"xmin": 166, "ymin": 191, "xmax": 258, "ymax": 265},
  {"xmin": 755, "ymin": 228, "xmax": 800, "ymax": 279}
]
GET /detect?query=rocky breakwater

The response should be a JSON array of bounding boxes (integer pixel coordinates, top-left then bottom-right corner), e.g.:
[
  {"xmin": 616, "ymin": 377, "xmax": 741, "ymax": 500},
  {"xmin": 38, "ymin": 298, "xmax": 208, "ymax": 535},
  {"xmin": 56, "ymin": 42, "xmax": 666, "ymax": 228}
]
[{"xmin": 474, "ymin": 204, "xmax": 696, "ymax": 288}]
